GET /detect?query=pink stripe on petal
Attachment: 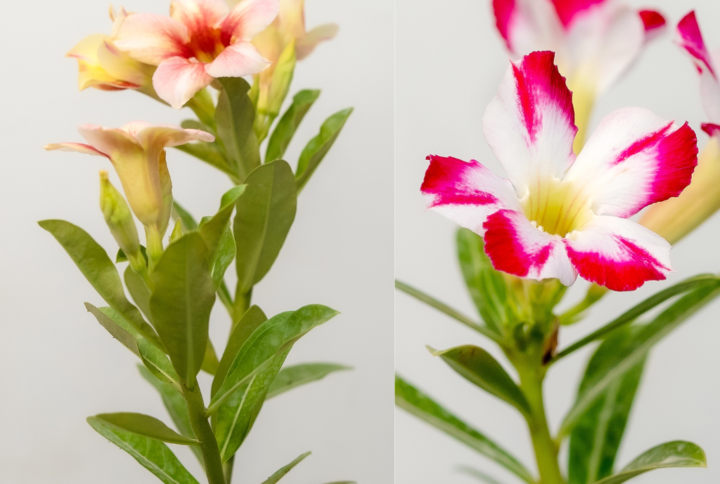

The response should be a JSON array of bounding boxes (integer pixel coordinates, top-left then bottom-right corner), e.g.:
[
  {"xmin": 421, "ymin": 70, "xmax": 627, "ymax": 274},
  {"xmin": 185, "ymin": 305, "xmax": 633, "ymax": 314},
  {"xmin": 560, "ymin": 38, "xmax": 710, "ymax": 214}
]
[
  {"xmin": 676, "ymin": 11, "xmax": 716, "ymax": 78},
  {"xmin": 565, "ymin": 216, "xmax": 670, "ymax": 291},
  {"xmin": 551, "ymin": 0, "xmax": 605, "ymax": 29},
  {"xmin": 492, "ymin": 0, "xmax": 515, "ymax": 51},
  {"xmin": 205, "ymin": 42, "xmax": 270, "ymax": 78},
  {"xmin": 639, "ymin": 9, "xmax": 666, "ymax": 41},
  {"xmin": 701, "ymin": 123, "xmax": 720, "ymax": 138},
  {"xmin": 152, "ymin": 57, "xmax": 214, "ymax": 109},
  {"xmin": 113, "ymin": 13, "xmax": 191, "ymax": 65},
  {"xmin": 483, "ymin": 210, "xmax": 577, "ymax": 285},
  {"xmin": 421, "ymin": 155, "xmax": 521, "ymax": 236},
  {"xmin": 483, "ymin": 51, "xmax": 577, "ymax": 192},
  {"xmin": 171, "ymin": 0, "xmax": 228, "ymax": 36},
  {"xmin": 612, "ymin": 122, "xmax": 673, "ymax": 165}
]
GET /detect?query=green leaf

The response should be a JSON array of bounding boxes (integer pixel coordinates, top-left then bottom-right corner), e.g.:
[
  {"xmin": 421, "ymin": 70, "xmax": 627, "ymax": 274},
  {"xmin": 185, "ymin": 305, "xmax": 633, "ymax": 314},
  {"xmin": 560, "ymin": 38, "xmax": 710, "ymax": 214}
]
[
  {"xmin": 211, "ymin": 226, "xmax": 235, "ymax": 290},
  {"xmin": 91, "ymin": 412, "xmax": 199, "ymax": 445},
  {"xmin": 39, "ymin": 220, "xmax": 162, "ymax": 350},
  {"xmin": 593, "ymin": 441, "xmax": 706, "ymax": 484},
  {"xmin": 456, "ymin": 228, "xmax": 509, "ymax": 333},
  {"xmin": 295, "ymin": 107, "xmax": 353, "ymax": 193},
  {"xmin": 138, "ymin": 365, "xmax": 203, "ymax": 463},
  {"xmin": 212, "ymin": 305, "xmax": 268, "ymax": 397},
  {"xmin": 124, "ymin": 266, "xmax": 152, "ymax": 320},
  {"xmin": 261, "ymin": 451, "xmax": 311, "ymax": 484},
  {"xmin": 430, "ymin": 345, "xmax": 530, "ymax": 416},
  {"xmin": 174, "ymin": 143, "xmax": 237, "ymax": 181},
  {"xmin": 559, "ymin": 283, "xmax": 720, "ymax": 438},
  {"xmin": 266, "ymin": 89, "xmax": 320, "ymax": 162},
  {"xmin": 172, "ymin": 201, "xmax": 198, "ymax": 231},
  {"xmin": 216, "ymin": 77, "xmax": 260, "ymax": 180},
  {"xmin": 267, "ymin": 362, "xmax": 351, "ymax": 399},
  {"xmin": 199, "ymin": 185, "xmax": 245, "ymax": 259},
  {"xmin": 554, "ymin": 274, "xmax": 720, "ymax": 362},
  {"xmin": 87, "ymin": 416, "xmax": 200, "ymax": 484},
  {"xmin": 150, "ymin": 233, "xmax": 216, "ymax": 388},
  {"xmin": 202, "ymin": 340, "xmax": 220, "ymax": 375},
  {"xmin": 569, "ymin": 327, "xmax": 646, "ymax": 484},
  {"xmin": 234, "ymin": 160, "xmax": 297, "ymax": 293},
  {"xmin": 211, "ymin": 305, "xmax": 340, "ymax": 461},
  {"xmin": 87, "ymin": 304, "xmax": 181, "ymax": 390},
  {"xmin": 395, "ymin": 376, "xmax": 533, "ymax": 484}
]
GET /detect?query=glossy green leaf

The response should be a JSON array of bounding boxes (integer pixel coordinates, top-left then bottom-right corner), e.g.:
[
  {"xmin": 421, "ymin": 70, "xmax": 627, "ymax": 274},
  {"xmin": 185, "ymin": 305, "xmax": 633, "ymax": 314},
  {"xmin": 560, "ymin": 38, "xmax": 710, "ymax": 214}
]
[
  {"xmin": 295, "ymin": 107, "xmax": 353, "ymax": 193},
  {"xmin": 211, "ymin": 306, "xmax": 340, "ymax": 461},
  {"xmin": 593, "ymin": 441, "xmax": 706, "ymax": 484},
  {"xmin": 172, "ymin": 201, "xmax": 198, "ymax": 231},
  {"xmin": 216, "ymin": 77, "xmax": 260, "ymax": 180},
  {"xmin": 212, "ymin": 305, "xmax": 268, "ymax": 397},
  {"xmin": 88, "ymin": 304, "xmax": 181, "ymax": 390},
  {"xmin": 266, "ymin": 89, "xmax": 320, "ymax": 162},
  {"xmin": 456, "ymin": 228, "xmax": 509, "ymax": 333},
  {"xmin": 267, "ymin": 362, "xmax": 351, "ymax": 399},
  {"xmin": 87, "ymin": 416, "xmax": 200, "ymax": 484},
  {"xmin": 430, "ymin": 345, "xmax": 530, "ymax": 416},
  {"xmin": 199, "ymin": 185, "xmax": 245, "ymax": 259},
  {"xmin": 234, "ymin": 160, "xmax": 297, "ymax": 293},
  {"xmin": 262, "ymin": 451, "xmax": 311, "ymax": 484},
  {"xmin": 569, "ymin": 327, "xmax": 646, "ymax": 484},
  {"xmin": 91, "ymin": 412, "xmax": 199, "ymax": 445},
  {"xmin": 86, "ymin": 302, "xmax": 139, "ymax": 355},
  {"xmin": 212, "ymin": 226, "xmax": 235, "ymax": 290},
  {"xmin": 39, "ymin": 220, "xmax": 162, "ymax": 349},
  {"xmin": 175, "ymin": 143, "xmax": 236, "ymax": 180},
  {"xmin": 554, "ymin": 274, "xmax": 720, "ymax": 362},
  {"xmin": 560, "ymin": 283, "xmax": 720, "ymax": 438},
  {"xmin": 124, "ymin": 266, "xmax": 152, "ymax": 320},
  {"xmin": 138, "ymin": 366, "xmax": 202, "ymax": 463},
  {"xmin": 150, "ymin": 233, "xmax": 216, "ymax": 388},
  {"xmin": 395, "ymin": 376, "xmax": 533, "ymax": 484}
]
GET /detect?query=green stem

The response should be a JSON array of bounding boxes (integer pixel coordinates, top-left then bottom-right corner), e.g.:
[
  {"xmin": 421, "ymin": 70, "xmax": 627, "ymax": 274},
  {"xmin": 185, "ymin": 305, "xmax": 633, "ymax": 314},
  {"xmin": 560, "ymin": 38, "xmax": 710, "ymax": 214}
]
[
  {"xmin": 182, "ymin": 383, "xmax": 226, "ymax": 484},
  {"xmin": 558, "ymin": 284, "xmax": 608, "ymax": 326},
  {"xmin": 223, "ymin": 459, "xmax": 235, "ymax": 483},
  {"xmin": 218, "ymin": 281, "xmax": 234, "ymax": 315},
  {"xmin": 145, "ymin": 225, "xmax": 164, "ymax": 270},
  {"xmin": 517, "ymin": 363, "xmax": 564, "ymax": 484}
]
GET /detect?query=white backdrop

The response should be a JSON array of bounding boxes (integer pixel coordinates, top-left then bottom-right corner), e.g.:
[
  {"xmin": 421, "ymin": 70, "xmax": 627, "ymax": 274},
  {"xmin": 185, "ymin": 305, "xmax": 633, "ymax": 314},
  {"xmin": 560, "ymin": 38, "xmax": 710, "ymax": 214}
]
[
  {"xmin": 0, "ymin": 0, "xmax": 393, "ymax": 483},
  {"xmin": 395, "ymin": 1, "xmax": 720, "ymax": 483}
]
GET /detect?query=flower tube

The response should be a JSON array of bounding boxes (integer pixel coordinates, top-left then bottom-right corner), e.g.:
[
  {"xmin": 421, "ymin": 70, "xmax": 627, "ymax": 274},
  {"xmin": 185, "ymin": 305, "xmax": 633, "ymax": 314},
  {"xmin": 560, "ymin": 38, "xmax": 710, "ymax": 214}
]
[
  {"xmin": 639, "ymin": 11, "xmax": 720, "ymax": 244},
  {"xmin": 422, "ymin": 51, "xmax": 697, "ymax": 292},
  {"xmin": 492, "ymin": 0, "xmax": 666, "ymax": 152},
  {"xmin": 112, "ymin": 0, "xmax": 280, "ymax": 109},
  {"xmin": 44, "ymin": 122, "xmax": 214, "ymax": 259}
]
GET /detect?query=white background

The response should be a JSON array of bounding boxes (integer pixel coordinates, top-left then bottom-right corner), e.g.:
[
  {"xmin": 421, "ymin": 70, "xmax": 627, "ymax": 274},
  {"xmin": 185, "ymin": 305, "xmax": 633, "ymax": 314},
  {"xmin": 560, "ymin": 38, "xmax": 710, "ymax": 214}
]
[
  {"xmin": 395, "ymin": 0, "xmax": 720, "ymax": 483},
  {"xmin": 0, "ymin": 0, "xmax": 393, "ymax": 483}
]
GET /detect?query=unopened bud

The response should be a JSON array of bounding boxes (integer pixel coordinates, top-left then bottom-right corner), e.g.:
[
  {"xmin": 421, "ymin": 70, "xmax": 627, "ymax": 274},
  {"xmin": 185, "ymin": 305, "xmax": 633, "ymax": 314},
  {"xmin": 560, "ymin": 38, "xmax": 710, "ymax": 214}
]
[{"xmin": 100, "ymin": 171, "xmax": 144, "ymax": 272}]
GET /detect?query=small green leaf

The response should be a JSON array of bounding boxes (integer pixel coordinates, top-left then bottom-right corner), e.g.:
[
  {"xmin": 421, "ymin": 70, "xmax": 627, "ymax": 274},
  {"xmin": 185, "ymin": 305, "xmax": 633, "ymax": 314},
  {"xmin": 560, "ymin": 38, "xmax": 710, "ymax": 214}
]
[
  {"xmin": 175, "ymin": 143, "xmax": 237, "ymax": 180},
  {"xmin": 199, "ymin": 185, "xmax": 245, "ymax": 259},
  {"xmin": 456, "ymin": 228, "xmax": 509, "ymax": 333},
  {"xmin": 211, "ymin": 305, "xmax": 340, "ymax": 461},
  {"xmin": 295, "ymin": 107, "xmax": 353, "ymax": 193},
  {"xmin": 211, "ymin": 226, "xmax": 235, "ymax": 290},
  {"xmin": 87, "ymin": 416, "xmax": 200, "ymax": 484},
  {"xmin": 593, "ymin": 441, "xmax": 706, "ymax": 484},
  {"xmin": 234, "ymin": 160, "xmax": 297, "ymax": 293},
  {"xmin": 172, "ymin": 201, "xmax": 198, "ymax": 231},
  {"xmin": 430, "ymin": 345, "xmax": 530, "ymax": 416},
  {"xmin": 262, "ymin": 451, "xmax": 311, "ymax": 484},
  {"xmin": 86, "ymin": 302, "xmax": 139, "ymax": 356},
  {"xmin": 91, "ymin": 412, "xmax": 199, "ymax": 445},
  {"xmin": 266, "ymin": 89, "xmax": 321, "ymax": 162},
  {"xmin": 267, "ymin": 362, "xmax": 351, "ymax": 399},
  {"xmin": 560, "ymin": 283, "xmax": 720, "ymax": 438},
  {"xmin": 569, "ymin": 327, "xmax": 646, "ymax": 484},
  {"xmin": 124, "ymin": 266, "xmax": 152, "ymax": 320},
  {"xmin": 202, "ymin": 340, "xmax": 220, "ymax": 375},
  {"xmin": 395, "ymin": 376, "xmax": 534, "ymax": 484},
  {"xmin": 138, "ymin": 365, "xmax": 203, "ymax": 464},
  {"xmin": 216, "ymin": 77, "xmax": 260, "ymax": 180},
  {"xmin": 39, "ymin": 220, "xmax": 162, "ymax": 349},
  {"xmin": 150, "ymin": 233, "xmax": 216, "ymax": 388},
  {"xmin": 212, "ymin": 305, "xmax": 268, "ymax": 397}
]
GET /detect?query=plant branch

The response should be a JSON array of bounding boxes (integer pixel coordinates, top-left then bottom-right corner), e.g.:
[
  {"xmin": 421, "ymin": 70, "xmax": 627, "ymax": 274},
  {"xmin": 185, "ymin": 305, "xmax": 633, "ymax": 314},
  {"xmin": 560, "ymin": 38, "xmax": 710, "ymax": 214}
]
[{"xmin": 182, "ymin": 383, "xmax": 226, "ymax": 484}]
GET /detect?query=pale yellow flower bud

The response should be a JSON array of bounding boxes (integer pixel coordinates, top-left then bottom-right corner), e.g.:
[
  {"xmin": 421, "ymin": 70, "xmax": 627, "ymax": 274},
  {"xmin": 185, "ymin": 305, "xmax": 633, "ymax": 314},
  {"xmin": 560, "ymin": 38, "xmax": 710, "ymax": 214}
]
[{"xmin": 99, "ymin": 171, "xmax": 144, "ymax": 273}]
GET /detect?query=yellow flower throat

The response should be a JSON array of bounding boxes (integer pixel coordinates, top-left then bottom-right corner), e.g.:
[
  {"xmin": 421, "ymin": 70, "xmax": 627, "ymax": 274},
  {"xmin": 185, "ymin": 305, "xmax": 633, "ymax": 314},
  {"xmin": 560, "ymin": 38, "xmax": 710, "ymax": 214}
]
[{"xmin": 521, "ymin": 178, "xmax": 593, "ymax": 238}]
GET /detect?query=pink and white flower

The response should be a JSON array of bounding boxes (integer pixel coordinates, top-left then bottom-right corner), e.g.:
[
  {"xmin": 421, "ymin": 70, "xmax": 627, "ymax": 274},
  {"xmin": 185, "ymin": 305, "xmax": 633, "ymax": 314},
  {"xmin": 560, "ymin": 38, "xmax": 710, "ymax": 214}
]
[
  {"xmin": 44, "ymin": 122, "xmax": 214, "ymax": 238},
  {"xmin": 113, "ymin": 0, "xmax": 280, "ymax": 109},
  {"xmin": 422, "ymin": 52, "xmax": 697, "ymax": 291},
  {"xmin": 492, "ymin": 0, "xmax": 666, "ymax": 148}
]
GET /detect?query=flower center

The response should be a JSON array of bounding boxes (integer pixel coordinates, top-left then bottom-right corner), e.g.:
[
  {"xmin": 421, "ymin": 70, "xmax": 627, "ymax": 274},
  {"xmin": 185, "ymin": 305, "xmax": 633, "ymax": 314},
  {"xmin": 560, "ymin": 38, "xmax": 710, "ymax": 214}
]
[
  {"xmin": 521, "ymin": 177, "xmax": 593, "ymax": 237},
  {"xmin": 187, "ymin": 27, "xmax": 226, "ymax": 63}
]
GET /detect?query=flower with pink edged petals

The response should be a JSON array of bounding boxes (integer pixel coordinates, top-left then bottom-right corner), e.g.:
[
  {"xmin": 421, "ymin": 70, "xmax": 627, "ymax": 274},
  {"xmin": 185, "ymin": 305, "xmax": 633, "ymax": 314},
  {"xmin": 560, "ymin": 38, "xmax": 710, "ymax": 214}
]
[
  {"xmin": 492, "ymin": 0, "xmax": 666, "ymax": 149},
  {"xmin": 422, "ymin": 52, "xmax": 698, "ymax": 292},
  {"xmin": 113, "ymin": 0, "xmax": 280, "ymax": 109},
  {"xmin": 44, "ymin": 122, "xmax": 214, "ymax": 240}
]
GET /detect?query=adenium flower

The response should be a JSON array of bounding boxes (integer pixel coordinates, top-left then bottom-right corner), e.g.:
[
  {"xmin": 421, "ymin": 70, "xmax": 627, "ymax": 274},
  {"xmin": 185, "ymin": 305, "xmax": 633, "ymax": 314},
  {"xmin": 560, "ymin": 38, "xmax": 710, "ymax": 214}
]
[
  {"xmin": 422, "ymin": 52, "xmax": 697, "ymax": 292},
  {"xmin": 113, "ymin": 0, "xmax": 280, "ymax": 109},
  {"xmin": 68, "ymin": 7, "xmax": 154, "ymax": 92},
  {"xmin": 44, "ymin": 123, "xmax": 214, "ymax": 242},
  {"xmin": 640, "ymin": 11, "xmax": 720, "ymax": 244},
  {"xmin": 492, "ymin": 0, "xmax": 666, "ymax": 149}
]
